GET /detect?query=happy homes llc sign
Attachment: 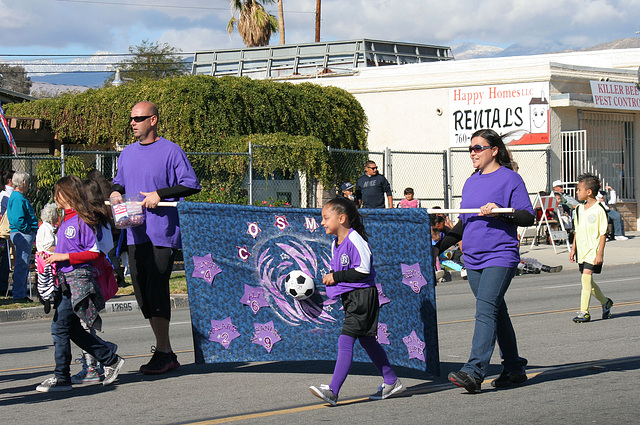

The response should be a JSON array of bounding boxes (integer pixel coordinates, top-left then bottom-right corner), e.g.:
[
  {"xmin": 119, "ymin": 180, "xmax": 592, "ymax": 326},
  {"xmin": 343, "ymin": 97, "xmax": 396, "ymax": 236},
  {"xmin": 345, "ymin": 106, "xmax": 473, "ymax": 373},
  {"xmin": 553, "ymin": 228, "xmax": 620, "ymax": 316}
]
[
  {"xmin": 590, "ymin": 81, "xmax": 640, "ymax": 111},
  {"xmin": 449, "ymin": 82, "xmax": 550, "ymax": 147}
]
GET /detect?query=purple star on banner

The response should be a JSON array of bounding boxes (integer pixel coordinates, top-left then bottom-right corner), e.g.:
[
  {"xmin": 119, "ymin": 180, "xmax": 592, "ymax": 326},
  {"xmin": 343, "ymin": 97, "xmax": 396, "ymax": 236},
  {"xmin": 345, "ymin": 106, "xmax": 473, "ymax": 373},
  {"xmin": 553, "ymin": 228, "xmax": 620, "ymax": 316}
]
[
  {"xmin": 251, "ymin": 320, "xmax": 282, "ymax": 353},
  {"xmin": 209, "ymin": 317, "xmax": 240, "ymax": 349},
  {"xmin": 304, "ymin": 216, "xmax": 320, "ymax": 233},
  {"xmin": 191, "ymin": 253, "xmax": 222, "ymax": 285},
  {"xmin": 376, "ymin": 283, "xmax": 391, "ymax": 306},
  {"xmin": 402, "ymin": 330, "xmax": 426, "ymax": 362},
  {"xmin": 274, "ymin": 215, "xmax": 290, "ymax": 231},
  {"xmin": 247, "ymin": 222, "xmax": 262, "ymax": 239},
  {"xmin": 240, "ymin": 284, "xmax": 270, "ymax": 314},
  {"xmin": 377, "ymin": 323, "xmax": 390, "ymax": 345},
  {"xmin": 401, "ymin": 263, "xmax": 428, "ymax": 294}
]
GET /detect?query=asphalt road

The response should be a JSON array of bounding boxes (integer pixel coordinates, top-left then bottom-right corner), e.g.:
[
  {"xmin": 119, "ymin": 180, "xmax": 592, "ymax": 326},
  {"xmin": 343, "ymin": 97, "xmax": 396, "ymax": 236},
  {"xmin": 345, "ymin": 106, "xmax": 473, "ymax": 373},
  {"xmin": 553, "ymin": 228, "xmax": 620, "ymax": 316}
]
[{"xmin": 1, "ymin": 263, "xmax": 639, "ymax": 424}]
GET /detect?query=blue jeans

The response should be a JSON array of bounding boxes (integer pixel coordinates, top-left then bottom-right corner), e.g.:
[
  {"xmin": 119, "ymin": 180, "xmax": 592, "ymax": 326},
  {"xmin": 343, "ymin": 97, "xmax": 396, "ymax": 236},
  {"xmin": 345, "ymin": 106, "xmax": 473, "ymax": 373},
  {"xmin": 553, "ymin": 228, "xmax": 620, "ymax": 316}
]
[
  {"xmin": 607, "ymin": 209, "xmax": 625, "ymax": 236},
  {"xmin": 10, "ymin": 231, "xmax": 35, "ymax": 299},
  {"xmin": 462, "ymin": 266, "xmax": 526, "ymax": 380},
  {"xmin": 51, "ymin": 291, "xmax": 118, "ymax": 382}
]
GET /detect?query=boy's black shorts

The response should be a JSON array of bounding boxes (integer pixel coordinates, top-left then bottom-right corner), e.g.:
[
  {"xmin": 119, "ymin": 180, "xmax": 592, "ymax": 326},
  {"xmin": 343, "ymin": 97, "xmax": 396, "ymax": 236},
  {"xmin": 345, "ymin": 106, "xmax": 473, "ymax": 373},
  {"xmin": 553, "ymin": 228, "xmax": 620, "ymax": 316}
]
[
  {"xmin": 579, "ymin": 262, "xmax": 603, "ymax": 274},
  {"xmin": 129, "ymin": 242, "xmax": 177, "ymax": 320},
  {"xmin": 340, "ymin": 285, "xmax": 379, "ymax": 338}
]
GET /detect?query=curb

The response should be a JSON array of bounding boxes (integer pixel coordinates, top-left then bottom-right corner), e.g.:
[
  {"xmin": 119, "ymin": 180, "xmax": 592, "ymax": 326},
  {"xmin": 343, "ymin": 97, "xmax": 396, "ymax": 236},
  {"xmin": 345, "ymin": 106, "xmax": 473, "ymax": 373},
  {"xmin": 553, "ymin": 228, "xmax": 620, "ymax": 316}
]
[{"xmin": 0, "ymin": 295, "xmax": 190, "ymax": 323}]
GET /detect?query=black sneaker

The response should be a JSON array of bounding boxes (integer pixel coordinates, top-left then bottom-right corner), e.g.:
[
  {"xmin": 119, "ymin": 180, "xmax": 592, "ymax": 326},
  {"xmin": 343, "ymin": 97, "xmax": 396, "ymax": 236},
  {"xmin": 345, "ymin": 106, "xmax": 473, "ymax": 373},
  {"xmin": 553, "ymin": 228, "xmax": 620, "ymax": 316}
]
[
  {"xmin": 170, "ymin": 352, "xmax": 180, "ymax": 370},
  {"xmin": 491, "ymin": 371, "xmax": 527, "ymax": 388},
  {"xmin": 448, "ymin": 371, "xmax": 481, "ymax": 394},
  {"xmin": 140, "ymin": 350, "xmax": 177, "ymax": 375},
  {"xmin": 602, "ymin": 298, "xmax": 613, "ymax": 319}
]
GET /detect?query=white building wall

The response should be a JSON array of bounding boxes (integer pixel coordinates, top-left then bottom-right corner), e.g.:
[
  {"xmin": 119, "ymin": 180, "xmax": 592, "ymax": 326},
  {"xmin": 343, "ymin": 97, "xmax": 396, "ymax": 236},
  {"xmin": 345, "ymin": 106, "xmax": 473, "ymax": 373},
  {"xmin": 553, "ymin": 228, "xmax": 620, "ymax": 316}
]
[{"xmin": 285, "ymin": 48, "xmax": 640, "ymax": 227}]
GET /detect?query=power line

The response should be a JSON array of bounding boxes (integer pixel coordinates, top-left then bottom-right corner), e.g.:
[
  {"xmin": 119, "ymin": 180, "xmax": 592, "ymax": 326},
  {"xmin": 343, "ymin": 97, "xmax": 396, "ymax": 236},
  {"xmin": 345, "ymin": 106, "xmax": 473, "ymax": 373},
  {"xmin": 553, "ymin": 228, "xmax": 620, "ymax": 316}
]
[
  {"xmin": 54, "ymin": 0, "xmax": 315, "ymax": 14},
  {"xmin": 0, "ymin": 53, "xmax": 194, "ymax": 57},
  {"xmin": 0, "ymin": 61, "xmax": 192, "ymax": 67}
]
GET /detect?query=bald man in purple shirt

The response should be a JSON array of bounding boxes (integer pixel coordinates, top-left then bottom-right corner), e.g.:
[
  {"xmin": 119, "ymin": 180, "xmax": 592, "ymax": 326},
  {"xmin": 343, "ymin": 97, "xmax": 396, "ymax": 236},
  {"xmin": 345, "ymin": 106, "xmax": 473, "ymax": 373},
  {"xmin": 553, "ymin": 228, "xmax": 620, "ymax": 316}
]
[{"xmin": 111, "ymin": 101, "xmax": 200, "ymax": 375}]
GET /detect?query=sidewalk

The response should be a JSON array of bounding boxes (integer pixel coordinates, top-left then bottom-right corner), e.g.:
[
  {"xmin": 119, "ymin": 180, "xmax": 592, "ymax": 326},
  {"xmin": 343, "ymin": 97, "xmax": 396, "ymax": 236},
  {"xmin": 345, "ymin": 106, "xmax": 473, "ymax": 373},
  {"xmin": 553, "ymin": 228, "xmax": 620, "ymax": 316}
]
[
  {"xmin": 437, "ymin": 231, "xmax": 640, "ymax": 282},
  {"xmin": 518, "ymin": 230, "xmax": 640, "ymax": 272},
  {"xmin": 0, "ymin": 293, "xmax": 189, "ymax": 323}
]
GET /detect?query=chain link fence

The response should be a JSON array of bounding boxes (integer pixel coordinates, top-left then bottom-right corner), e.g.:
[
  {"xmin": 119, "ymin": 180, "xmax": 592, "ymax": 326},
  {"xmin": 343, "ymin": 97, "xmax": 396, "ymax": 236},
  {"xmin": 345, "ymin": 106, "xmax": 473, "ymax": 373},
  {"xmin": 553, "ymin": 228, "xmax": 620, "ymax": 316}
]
[
  {"xmin": 0, "ymin": 145, "xmax": 550, "ymax": 215},
  {"xmin": 449, "ymin": 147, "xmax": 550, "ymax": 209}
]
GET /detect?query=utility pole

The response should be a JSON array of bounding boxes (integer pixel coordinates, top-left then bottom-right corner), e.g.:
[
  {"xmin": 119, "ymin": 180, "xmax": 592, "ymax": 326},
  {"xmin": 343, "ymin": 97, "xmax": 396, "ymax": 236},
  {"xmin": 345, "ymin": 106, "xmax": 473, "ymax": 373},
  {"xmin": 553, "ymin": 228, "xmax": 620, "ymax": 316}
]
[
  {"xmin": 315, "ymin": 0, "xmax": 321, "ymax": 42},
  {"xmin": 278, "ymin": 0, "xmax": 285, "ymax": 45}
]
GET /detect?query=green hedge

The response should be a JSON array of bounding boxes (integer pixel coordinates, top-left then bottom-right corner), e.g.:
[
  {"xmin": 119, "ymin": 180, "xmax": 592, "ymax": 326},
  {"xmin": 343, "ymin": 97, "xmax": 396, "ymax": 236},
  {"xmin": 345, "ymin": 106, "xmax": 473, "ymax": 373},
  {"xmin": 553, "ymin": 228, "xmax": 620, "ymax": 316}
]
[
  {"xmin": 7, "ymin": 75, "xmax": 368, "ymax": 205},
  {"xmin": 6, "ymin": 75, "xmax": 368, "ymax": 152}
]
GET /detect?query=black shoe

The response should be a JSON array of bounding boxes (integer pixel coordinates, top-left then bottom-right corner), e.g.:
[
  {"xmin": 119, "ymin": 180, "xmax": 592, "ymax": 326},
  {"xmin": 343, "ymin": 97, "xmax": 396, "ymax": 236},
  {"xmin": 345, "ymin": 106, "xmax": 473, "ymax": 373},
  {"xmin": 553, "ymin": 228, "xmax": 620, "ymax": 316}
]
[
  {"xmin": 448, "ymin": 371, "xmax": 481, "ymax": 394},
  {"xmin": 140, "ymin": 349, "xmax": 179, "ymax": 375},
  {"xmin": 491, "ymin": 371, "xmax": 527, "ymax": 388},
  {"xmin": 14, "ymin": 297, "xmax": 33, "ymax": 303},
  {"xmin": 541, "ymin": 265, "xmax": 563, "ymax": 273},
  {"xmin": 43, "ymin": 299, "xmax": 51, "ymax": 314}
]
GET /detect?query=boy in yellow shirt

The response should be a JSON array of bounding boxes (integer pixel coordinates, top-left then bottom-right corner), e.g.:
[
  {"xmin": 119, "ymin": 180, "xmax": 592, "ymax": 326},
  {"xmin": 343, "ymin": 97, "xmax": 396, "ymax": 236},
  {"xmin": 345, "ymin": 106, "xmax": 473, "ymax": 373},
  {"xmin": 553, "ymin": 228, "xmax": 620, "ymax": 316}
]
[{"xmin": 569, "ymin": 173, "xmax": 613, "ymax": 323}]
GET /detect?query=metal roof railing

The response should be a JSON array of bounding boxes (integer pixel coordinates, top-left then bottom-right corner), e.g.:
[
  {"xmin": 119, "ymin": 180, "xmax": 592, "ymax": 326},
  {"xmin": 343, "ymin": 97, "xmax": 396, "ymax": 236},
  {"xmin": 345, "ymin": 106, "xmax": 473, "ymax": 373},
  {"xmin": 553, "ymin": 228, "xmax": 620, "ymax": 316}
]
[{"xmin": 192, "ymin": 39, "xmax": 453, "ymax": 79}]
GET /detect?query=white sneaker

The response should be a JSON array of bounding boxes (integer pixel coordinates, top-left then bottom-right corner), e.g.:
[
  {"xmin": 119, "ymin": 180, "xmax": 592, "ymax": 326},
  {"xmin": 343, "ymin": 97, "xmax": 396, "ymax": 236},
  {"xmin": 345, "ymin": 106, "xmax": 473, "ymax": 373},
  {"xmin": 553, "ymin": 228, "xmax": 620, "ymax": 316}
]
[
  {"xmin": 614, "ymin": 235, "xmax": 628, "ymax": 241},
  {"xmin": 460, "ymin": 268, "xmax": 468, "ymax": 279},
  {"xmin": 103, "ymin": 356, "xmax": 125, "ymax": 386},
  {"xmin": 369, "ymin": 379, "xmax": 404, "ymax": 400},
  {"xmin": 36, "ymin": 376, "xmax": 72, "ymax": 392},
  {"xmin": 309, "ymin": 384, "xmax": 338, "ymax": 406},
  {"xmin": 435, "ymin": 270, "xmax": 445, "ymax": 280}
]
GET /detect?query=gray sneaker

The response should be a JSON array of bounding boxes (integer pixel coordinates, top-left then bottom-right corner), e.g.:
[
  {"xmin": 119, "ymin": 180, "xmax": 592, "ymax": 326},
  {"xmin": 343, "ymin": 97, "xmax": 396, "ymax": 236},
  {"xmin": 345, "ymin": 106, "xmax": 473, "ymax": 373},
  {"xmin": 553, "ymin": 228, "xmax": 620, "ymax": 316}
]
[
  {"xmin": 102, "ymin": 356, "xmax": 125, "ymax": 386},
  {"xmin": 369, "ymin": 379, "xmax": 404, "ymax": 400},
  {"xmin": 36, "ymin": 376, "xmax": 72, "ymax": 392},
  {"xmin": 309, "ymin": 384, "xmax": 338, "ymax": 406}
]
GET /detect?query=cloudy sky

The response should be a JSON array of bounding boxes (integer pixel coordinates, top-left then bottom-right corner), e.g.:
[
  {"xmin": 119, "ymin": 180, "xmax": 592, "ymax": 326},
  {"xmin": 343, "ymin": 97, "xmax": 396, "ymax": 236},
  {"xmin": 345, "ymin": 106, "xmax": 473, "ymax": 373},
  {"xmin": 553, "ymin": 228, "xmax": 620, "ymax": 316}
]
[{"xmin": 1, "ymin": 0, "xmax": 639, "ymax": 62}]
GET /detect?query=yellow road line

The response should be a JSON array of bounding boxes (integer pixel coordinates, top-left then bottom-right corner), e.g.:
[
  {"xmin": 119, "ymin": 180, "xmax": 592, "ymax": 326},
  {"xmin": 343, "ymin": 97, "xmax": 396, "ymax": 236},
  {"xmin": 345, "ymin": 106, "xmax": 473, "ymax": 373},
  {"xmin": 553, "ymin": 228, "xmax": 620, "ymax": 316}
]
[{"xmin": 184, "ymin": 355, "xmax": 640, "ymax": 424}]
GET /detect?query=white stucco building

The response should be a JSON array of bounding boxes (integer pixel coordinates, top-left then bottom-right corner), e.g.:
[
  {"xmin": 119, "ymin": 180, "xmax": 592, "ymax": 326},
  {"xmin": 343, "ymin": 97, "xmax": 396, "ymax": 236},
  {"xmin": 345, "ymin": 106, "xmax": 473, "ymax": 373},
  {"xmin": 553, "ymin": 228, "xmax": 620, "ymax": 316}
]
[{"xmin": 194, "ymin": 42, "xmax": 640, "ymax": 229}]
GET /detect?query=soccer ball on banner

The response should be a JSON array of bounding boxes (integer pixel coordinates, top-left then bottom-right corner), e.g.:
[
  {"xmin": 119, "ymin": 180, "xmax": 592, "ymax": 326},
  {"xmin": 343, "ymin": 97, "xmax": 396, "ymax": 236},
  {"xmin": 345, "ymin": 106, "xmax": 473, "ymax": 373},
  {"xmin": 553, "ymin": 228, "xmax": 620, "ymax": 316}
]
[{"xmin": 284, "ymin": 270, "xmax": 315, "ymax": 300}]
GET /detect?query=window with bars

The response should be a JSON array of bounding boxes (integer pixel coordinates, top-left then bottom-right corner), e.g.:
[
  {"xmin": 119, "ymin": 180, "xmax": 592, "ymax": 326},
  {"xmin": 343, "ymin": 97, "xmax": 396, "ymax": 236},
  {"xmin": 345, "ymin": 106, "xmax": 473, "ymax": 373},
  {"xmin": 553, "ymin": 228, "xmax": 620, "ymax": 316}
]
[{"xmin": 578, "ymin": 110, "xmax": 635, "ymax": 201}]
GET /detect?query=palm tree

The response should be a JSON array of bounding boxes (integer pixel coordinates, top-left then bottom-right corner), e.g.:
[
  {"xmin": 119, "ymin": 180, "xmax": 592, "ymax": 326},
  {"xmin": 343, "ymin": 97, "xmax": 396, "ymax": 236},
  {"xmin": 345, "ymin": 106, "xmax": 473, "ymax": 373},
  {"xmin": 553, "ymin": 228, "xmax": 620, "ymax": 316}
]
[{"xmin": 227, "ymin": 0, "xmax": 279, "ymax": 47}]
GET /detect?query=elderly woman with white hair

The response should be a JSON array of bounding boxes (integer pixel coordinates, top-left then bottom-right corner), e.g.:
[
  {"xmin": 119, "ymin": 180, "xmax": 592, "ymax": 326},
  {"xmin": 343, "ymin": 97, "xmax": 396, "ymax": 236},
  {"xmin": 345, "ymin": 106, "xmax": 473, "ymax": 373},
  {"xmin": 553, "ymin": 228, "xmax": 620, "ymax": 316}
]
[{"xmin": 7, "ymin": 171, "xmax": 38, "ymax": 302}]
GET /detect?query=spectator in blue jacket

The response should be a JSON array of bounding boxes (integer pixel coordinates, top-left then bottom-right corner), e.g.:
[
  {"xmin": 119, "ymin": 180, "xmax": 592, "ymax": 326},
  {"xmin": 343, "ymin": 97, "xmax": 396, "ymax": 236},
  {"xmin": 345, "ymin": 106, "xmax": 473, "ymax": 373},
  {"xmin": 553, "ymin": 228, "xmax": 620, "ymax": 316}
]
[{"xmin": 8, "ymin": 171, "xmax": 38, "ymax": 302}]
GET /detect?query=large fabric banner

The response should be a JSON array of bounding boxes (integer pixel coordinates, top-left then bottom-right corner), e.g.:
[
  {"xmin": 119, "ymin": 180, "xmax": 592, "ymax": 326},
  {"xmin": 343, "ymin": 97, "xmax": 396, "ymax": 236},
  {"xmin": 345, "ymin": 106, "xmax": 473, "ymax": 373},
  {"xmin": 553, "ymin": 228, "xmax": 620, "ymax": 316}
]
[{"xmin": 179, "ymin": 202, "xmax": 439, "ymax": 374}]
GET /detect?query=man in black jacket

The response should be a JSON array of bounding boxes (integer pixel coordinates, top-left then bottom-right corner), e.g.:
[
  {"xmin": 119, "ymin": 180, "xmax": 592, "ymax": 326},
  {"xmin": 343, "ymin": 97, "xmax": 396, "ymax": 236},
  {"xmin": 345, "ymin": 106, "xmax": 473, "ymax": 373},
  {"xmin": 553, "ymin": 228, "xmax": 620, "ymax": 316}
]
[{"xmin": 355, "ymin": 161, "xmax": 393, "ymax": 209}]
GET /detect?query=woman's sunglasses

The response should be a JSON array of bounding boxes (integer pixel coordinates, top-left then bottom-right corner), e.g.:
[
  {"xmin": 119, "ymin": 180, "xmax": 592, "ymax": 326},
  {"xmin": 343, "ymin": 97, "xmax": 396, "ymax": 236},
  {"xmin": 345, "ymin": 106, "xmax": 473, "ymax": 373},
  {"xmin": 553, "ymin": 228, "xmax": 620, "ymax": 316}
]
[{"xmin": 468, "ymin": 145, "xmax": 493, "ymax": 154}]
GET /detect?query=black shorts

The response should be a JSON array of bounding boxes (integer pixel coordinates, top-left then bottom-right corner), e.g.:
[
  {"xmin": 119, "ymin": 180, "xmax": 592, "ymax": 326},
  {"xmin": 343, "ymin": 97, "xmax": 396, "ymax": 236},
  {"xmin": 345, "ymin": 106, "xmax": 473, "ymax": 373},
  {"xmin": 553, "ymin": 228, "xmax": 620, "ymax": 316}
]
[
  {"xmin": 579, "ymin": 262, "xmax": 603, "ymax": 274},
  {"xmin": 129, "ymin": 242, "xmax": 177, "ymax": 320},
  {"xmin": 340, "ymin": 286, "xmax": 380, "ymax": 338}
]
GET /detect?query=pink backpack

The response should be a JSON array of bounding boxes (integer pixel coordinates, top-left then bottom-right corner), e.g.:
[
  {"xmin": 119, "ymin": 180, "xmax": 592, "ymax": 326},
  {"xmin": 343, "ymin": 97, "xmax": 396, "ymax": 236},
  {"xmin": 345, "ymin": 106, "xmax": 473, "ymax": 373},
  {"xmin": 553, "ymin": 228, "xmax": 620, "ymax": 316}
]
[{"xmin": 92, "ymin": 254, "xmax": 118, "ymax": 301}]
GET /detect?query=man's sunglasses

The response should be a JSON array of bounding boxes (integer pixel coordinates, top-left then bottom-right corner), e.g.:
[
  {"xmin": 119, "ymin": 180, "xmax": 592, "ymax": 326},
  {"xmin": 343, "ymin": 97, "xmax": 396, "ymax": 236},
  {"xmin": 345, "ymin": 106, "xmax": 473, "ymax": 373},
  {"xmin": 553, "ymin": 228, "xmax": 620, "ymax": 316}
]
[
  {"xmin": 130, "ymin": 115, "xmax": 153, "ymax": 123},
  {"xmin": 468, "ymin": 145, "xmax": 493, "ymax": 154}
]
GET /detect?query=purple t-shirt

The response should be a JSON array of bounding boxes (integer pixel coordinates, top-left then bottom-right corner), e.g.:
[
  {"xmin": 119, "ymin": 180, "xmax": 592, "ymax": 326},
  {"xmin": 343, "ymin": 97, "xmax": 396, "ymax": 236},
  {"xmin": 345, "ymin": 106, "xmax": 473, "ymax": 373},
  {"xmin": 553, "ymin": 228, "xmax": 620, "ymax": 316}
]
[
  {"xmin": 326, "ymin": 228, "xmax": 377, "ymax": 299},
  {"xmin": 459, "ymin": 166, "xmax": 534, "ymax": 269},
  {"xmin": 113, "ymin": 137, "xmax": 200, "ymax": 248},
  {"xmin": 55, "ymin": 211, "xmax": 99, "ymax": 274}
]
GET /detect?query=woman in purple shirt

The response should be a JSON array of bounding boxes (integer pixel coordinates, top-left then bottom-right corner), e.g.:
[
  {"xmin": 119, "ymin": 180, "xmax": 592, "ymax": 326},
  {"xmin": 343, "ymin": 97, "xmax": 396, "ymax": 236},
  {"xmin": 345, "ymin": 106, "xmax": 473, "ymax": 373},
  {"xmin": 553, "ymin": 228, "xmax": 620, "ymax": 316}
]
[{"xmin": 437, "ymin": 129, "xmax": 535, "ymax": 394}]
